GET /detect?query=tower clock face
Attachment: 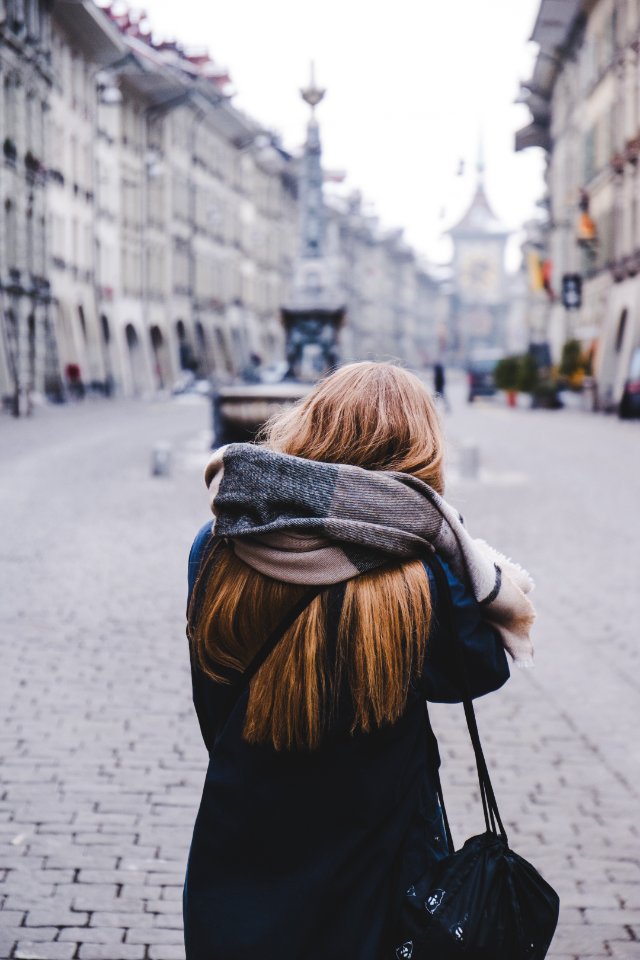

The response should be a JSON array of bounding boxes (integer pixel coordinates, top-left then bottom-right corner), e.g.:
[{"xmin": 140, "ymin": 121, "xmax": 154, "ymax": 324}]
[{"xmin": 457, "ymin": 247, "xmax": 502, "ymax": 303}]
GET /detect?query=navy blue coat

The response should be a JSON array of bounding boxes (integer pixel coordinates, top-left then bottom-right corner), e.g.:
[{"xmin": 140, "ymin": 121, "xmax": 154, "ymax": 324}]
[{"xmin": 183, "ymin": 523, "xmax": 509, "ymax": 960}]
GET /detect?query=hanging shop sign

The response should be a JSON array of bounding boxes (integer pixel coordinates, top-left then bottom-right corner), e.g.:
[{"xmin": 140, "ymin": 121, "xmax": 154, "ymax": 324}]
[{"xmin": 561, "ymin": 273, "xmax": 582, "ymax": 310}]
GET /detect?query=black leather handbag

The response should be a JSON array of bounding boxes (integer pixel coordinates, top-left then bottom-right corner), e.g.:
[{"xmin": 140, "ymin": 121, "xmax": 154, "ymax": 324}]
[{"xmin": 393, "ymin": 555, "xmax": 560, "ymax": 960}]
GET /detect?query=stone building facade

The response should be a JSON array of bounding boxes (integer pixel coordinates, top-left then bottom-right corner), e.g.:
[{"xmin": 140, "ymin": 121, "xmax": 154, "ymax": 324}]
[
  {"xmin": 48, "ymin": 1, "xmax": 124, "ymax": 398},
  {"xmin": 1, "ymin": 0, "xmax": 442, "ymax": 410},
  {"xmin": 50, "ymin": 4, "xmax": 299, "ymax": 400},
  {"xmin": 327, "ymin": 193, "xmax": 442, "ymax": 364},
  {"xmin": 0, "ymin": 0, "xmax": 54, "ymax": 414},
  {"xmin": 518, "ymin": 0, "xmax": 640, "ymax": 409}
]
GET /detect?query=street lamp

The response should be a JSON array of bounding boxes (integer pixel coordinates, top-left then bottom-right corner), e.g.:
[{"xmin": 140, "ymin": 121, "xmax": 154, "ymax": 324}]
[{"xmin": 96, "ymin": 79, "xmax": 122, "ymax": 105}]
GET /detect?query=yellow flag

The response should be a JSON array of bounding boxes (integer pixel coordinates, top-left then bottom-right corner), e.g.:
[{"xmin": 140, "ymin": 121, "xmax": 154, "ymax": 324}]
[{"xmin": 527, "ymin": 251, "xmax": 545, "ymax": 292}]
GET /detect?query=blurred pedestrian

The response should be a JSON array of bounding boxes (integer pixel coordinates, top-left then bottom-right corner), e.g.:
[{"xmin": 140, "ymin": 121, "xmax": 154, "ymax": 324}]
[
  {"xmin": 64, "ymin": 363, "xmax": 84, "ymax": 400},
  {"xmin": 433, "ymin": 360, "xmax": 449, "ymax": 410},
  {"xmin": 241, "ymin": 351, "xmax": 263, "ymax": 383},
  {"xmin": 184, "ymin": 362, "xmax": 535, "ymax": 960}
]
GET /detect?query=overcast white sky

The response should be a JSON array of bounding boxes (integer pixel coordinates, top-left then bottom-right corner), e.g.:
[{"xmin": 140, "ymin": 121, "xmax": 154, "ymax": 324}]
[{"xmin": 138, "ymin": 0, "xmax": 545, "ymax": 266}]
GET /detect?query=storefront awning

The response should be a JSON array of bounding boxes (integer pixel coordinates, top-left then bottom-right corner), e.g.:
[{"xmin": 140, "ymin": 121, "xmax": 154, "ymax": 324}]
[
  {"xmin": 531, "ymin": 0, "xmax": 583, "ymax": 49},
  {"xmin": 515, "ymin": 121, "xmax": 550, "ymax": 152}
]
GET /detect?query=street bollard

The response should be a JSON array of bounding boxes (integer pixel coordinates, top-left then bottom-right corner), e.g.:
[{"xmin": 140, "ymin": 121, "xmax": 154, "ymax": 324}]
[
  {"xmin": 151, "ymin": 441, "xmax": 173, "ymax": 477},
  {"xmin": 582, "ymin": 376, "xmax": 598, "ymax": 412},
  {"xmin": 459, "ymin": 443, "xmax": 480, "ymax": 480}
]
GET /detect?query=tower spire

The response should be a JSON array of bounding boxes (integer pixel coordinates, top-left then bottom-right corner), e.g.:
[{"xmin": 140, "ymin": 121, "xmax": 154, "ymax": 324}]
[
  {"xmin": 300, "ymin": 60, "xmax": 326, "ymax": 115},
  {"xmin": 298, "ymin": 62, "xmax": 326, "ymax": 260},
  {"xmin": 477, "ymin": 131, "xmax": 485, "ymax": 184}
]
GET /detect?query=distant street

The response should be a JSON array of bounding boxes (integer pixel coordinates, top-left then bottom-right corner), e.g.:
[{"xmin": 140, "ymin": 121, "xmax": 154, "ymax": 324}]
[{"xmin": 1, "ymin": 386, "xmax": 639, "ymax": 960}]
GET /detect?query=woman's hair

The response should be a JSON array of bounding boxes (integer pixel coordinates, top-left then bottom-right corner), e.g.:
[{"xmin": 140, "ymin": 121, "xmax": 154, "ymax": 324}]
[{"xmin": 188, "ymin": 362, "xmax": 444, "ymax": 750}]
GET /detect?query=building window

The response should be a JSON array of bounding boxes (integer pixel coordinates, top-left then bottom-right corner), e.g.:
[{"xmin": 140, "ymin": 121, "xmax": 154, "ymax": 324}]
[
  {"xmin": 5, "ymin": 199, "xmax": 17, "ymax": 268},
  {"xmin": 10, "ymin": 0, "xmax": 25, "ymax": 30},
  {"xmin": 584, "ymin": 128, "xmax": 596, "ymax": 182},
  {"xmin": 25, "ymin": 91, "xmax": 35, "ymax": 153},
  {"xmin": 125, "ymin": 323, "xmax": 138, "ymax": 348},
  {"xmin": 4, "ymin": 77, "xmax": 17, "ymax": 142},
  {"xmin": 26, "ymin": 0, "xmax": 40, "ymax": 39}
]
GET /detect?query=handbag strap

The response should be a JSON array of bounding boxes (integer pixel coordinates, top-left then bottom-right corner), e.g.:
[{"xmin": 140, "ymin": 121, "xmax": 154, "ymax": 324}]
[{"xmin": 424, "ymin": 552, "xmax": 508, "ymax": 845}]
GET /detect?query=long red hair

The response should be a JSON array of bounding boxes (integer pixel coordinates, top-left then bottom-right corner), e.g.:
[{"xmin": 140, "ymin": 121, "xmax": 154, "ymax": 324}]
[{"xmin": 188, "ymin": 362, "xmax": 444, "ymax": 750}]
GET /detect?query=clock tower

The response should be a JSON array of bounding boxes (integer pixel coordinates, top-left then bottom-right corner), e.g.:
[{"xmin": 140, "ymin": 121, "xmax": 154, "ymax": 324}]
[{"xmin": 448, "ymin": 154, "xmax": 510, "ymax": 360}]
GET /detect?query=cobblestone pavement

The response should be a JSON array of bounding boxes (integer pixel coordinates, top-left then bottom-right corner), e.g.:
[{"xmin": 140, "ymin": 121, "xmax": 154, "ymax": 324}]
[{"xmin": 0, "ymin": 388, "xmax": 639, "ymax": 959}]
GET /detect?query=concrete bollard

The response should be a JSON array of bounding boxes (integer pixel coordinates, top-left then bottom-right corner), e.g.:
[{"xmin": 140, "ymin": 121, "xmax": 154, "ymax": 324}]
[
  {"xmin": 459, "ymin": 443, "xmax": 480, "ymax": 480},
  {"xmin": 151, "ymin": 441, "xmax": 173, "ymax": 477}
]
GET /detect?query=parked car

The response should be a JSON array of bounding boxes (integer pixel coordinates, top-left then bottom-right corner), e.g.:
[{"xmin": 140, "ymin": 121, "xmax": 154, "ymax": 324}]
[
  {"xmin": 618, "ymin": 346, "xmax": 640, "ymax": 419},
  {"xmin": 466, "ymin": 349, "xmax": 503, "ymax": 403}
]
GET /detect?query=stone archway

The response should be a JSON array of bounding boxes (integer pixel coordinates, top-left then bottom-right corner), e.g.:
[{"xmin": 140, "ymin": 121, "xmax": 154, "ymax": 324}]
[
  {"xmin": 100, "ymin": 314, "xmax": 114, "ymax": 395},
  {"xmin": 27, "ymin": 313, "xmax": 35, "ymax": 392},
  {"xmin": 125, "ymin": 323, "xmax": 144, "ymax": 396},
  {"xmin": 214, "ymin": 327, "xmax": 234, "ymax": 374},
  {"xmin": 4, "ymin": 308, "xmax": 18, "ymax": 387},
  {"xmin": 615, "ymin": 309, "xmax": 628, "ymax": 354},
  {"xmin": 78, "ymin": 305, "xmax": 88, "ymax": 342},
  {"xmin": 150, "ymin": 325, "xmax": 171, "ymax": 390},
  {"xmin": 194, "ymin": 320, "xmax": 210, "ymax": 376},
  {"xmin": 175, "ymin": 318, "xmax": 197, "ymax": 372}
]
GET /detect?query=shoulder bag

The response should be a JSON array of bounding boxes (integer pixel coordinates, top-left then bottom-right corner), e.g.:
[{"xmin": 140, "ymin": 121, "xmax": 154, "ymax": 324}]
[{"xmin": 392, "ymin": 554, "xmax": 559, "ymax": 960}]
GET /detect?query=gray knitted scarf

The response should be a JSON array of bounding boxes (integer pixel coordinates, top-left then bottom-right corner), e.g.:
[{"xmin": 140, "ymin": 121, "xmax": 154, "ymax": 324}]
[{"xmin": 204, "ymin": 443, "xmax": 535, "ymax": 664}]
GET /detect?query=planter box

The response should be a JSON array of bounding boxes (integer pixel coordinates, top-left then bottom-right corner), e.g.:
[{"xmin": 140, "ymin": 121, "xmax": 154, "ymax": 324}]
[{"xmin": 497, "ymin": 390, "xmax": 529, "ymax": 408}]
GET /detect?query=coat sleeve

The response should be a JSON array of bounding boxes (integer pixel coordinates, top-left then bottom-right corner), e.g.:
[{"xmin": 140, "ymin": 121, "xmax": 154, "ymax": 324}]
[
  {"xmin": 187, "ymin": 521, "xmax": 215, "ymax": 605},
  {"xmin": 420, "ymin": 558, "xmax": 510, "ymax": 704},
  {"xmin": 186, "ymin": 522, "xmax": 220, "ymax": 753}
]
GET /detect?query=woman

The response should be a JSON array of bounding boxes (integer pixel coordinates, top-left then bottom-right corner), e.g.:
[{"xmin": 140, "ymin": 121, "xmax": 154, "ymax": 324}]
[{"xmin": 184, "ymin": 362, "xmax": 534, "ymax": 960}]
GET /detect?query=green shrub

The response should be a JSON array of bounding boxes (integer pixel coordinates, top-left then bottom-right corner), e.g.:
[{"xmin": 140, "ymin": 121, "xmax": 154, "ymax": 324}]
[
  {"xmin": 517, "ymin": 354, "xmax": 539, "ymax": 393},
  {"xmin": 494, "ymin": 354, "xmax": 539, "ymax": 393},
  {"xmin": 559, "ymin": 339, "xmax": 582, "ymax": 377},
  {"xmin": 494, "ymin": 355, "xmax": 521, "ymax": 391}
]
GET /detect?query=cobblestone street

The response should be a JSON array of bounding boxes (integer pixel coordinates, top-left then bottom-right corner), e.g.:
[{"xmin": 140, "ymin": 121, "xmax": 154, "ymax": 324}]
[{"xmin": 1, "ymin": 388, "xmax": 639, "ymax": 960}]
